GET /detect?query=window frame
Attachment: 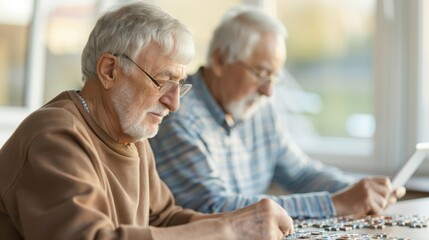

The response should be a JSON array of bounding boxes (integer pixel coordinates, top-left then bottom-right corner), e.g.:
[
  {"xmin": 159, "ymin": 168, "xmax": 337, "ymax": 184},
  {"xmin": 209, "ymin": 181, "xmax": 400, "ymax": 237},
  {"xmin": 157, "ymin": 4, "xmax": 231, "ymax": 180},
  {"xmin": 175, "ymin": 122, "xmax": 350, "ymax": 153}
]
[
  {"xmin": 373, "ymin": 0, "xmax": 425, "ymax": 176},
  {"xmin": 423, "ymin": 0, "xmax": 429, "ymax": 144}
]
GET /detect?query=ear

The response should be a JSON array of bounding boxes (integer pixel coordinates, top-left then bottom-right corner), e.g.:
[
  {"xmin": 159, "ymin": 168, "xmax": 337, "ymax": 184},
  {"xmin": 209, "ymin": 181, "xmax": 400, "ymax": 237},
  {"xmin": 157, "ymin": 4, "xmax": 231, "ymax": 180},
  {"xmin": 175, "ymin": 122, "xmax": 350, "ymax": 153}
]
[
  {"xmin": 97, "ymin": 53, "xmax": 118, "ymax": 89},
  {"xmin": 211, "ymin": 49, "xmax": 226, "ymax": 77}
]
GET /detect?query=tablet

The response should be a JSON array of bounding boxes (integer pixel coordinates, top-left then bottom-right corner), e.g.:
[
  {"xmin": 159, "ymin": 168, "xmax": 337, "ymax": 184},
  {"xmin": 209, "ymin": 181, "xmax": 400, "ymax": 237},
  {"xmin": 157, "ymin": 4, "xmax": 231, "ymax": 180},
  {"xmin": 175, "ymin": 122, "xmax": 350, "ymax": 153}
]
[{"xmin": 391, "ymin": 142, "xmax": 429, "ymax": 190}]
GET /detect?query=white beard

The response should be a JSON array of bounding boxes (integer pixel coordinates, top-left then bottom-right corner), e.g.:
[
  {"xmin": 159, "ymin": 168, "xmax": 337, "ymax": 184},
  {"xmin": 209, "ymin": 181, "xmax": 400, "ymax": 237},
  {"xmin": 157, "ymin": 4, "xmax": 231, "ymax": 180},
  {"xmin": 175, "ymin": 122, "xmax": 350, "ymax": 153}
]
[
  {"xmin": 112, "ymin": 81, "xmax": 168, "ymax": 140},
  {"xmin": 226, "ymin": 92, "xmax": 267, "ymax": 122}
]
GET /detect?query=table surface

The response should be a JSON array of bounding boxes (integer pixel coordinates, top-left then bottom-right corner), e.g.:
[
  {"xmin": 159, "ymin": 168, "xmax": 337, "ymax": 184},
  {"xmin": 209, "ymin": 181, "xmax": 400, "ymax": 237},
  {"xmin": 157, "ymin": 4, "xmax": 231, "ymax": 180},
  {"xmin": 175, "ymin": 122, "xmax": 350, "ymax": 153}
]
[
  {"xmin": 286, "ymin": 197, "xmax": 429, "ymax": 240},
  {"xmin": 377, "ymin": 197, "xmax": 429, "ymax": 239},
  {"xmin": 385, "ymin": 197, "xmax": 429, "ymax": 215}
]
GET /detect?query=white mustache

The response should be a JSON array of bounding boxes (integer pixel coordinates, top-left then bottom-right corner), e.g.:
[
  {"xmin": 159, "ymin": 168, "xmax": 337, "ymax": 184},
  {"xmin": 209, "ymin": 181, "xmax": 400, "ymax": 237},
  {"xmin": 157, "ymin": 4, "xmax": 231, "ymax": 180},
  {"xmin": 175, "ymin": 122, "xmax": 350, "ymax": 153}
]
[
  {"xmin": 150, "ymin": 111, "xmax": 168, "ymax": 117},
  {"xmin": 147, "ymin": 105, "xmax": 169, "ymax": 117}
]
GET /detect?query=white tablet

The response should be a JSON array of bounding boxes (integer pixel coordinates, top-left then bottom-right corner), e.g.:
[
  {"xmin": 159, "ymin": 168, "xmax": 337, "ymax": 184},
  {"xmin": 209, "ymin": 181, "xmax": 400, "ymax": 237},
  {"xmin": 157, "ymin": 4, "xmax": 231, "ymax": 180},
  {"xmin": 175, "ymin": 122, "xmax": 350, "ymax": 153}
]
[{"xmin": 391, "ymin": 142, "xmax": 429, "ymax": 190}]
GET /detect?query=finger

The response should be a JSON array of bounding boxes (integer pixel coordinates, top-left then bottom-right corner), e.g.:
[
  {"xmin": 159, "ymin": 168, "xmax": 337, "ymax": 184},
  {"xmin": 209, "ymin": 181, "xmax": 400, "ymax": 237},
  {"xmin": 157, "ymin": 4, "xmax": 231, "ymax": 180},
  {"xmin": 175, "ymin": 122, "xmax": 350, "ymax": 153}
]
[
  {"xmin": 371, "ymin": 177, "xmax": 394, "ymax": 196},
  {"xmin": 277, "ymin": 228, "xmax": 286, "ymax": 240},
  {"xmin": 286, "ymin": 216, "xmax": 294, "ymax": 234},
  {"xmin": 367, "ymin": 190, "xmax": 387, "ymax": 214},
  {"xmin": 374, "ymin": 176, "xmax": 392, "ymax": 189},
  {"xmin": 278, "ymin": 214, "xmax": 294, "ymax": 235},
  {"xmin": 271, "ymin": 213, "xmax": 293, "ymax": 240},
  {"xmin": 369, "ymin": 176, "xmax": 390, "ymax": 184},
  {"xmin": 388, "ymin": 195, "xmax": 397, "ymax": 205},
  {"xmin": 383, "ymin": 186, "xmax": 405, "ymax": 207},
  {"xmin": 369, "ymin": 178, "xmax": 392, "ymax": 200},
  {"xmin": 272, "ymin": 202, "xmax": 294, "ymax": 232},
  {"xmin": 386, "ymin": 186, "xmax": 406, "ymax": 206},
  {"xmin": 394, "ymin": 186, "xmax": 407, "ymax": 199},
  {"xmin": 280, "ymin": 227, "xmax": 293, "ymax": 238}
]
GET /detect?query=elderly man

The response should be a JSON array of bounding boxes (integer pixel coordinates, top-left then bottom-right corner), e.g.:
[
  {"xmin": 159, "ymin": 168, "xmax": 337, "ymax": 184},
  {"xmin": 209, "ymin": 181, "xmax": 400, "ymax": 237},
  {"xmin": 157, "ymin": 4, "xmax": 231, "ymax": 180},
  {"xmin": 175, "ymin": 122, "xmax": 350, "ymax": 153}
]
[
  {"xmin": 149, "ymin": 5, "xmax": 405, "ymax": 219},
  {"xmin": 0, "ymin": 2, "xmax": 294, "ymax": 240}
]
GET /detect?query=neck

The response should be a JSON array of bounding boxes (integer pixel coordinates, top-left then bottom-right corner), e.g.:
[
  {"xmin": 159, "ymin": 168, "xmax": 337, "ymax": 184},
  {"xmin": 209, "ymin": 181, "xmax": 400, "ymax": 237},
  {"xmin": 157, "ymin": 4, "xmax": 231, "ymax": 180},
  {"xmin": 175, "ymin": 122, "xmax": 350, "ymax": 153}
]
[
  {"xmin": 202, "ymin": 67, "xmax": 227, "ymax": 113},
  {"xmin": 79, "ymin": 80, "xmax": 133, "ymax": 145}
]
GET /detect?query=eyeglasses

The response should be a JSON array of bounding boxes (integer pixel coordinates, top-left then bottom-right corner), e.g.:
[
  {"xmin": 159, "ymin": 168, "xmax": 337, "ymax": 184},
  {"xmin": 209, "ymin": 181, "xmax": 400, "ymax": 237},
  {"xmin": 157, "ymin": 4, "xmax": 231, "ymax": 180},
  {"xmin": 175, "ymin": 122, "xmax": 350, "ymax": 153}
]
[
  {"xmin": 117, "ymin": 54, "xmax": 192, "ymax": 97},
  {"xmin": 238, "ymin": 61, "xmax": 277, "ymax": 86}
]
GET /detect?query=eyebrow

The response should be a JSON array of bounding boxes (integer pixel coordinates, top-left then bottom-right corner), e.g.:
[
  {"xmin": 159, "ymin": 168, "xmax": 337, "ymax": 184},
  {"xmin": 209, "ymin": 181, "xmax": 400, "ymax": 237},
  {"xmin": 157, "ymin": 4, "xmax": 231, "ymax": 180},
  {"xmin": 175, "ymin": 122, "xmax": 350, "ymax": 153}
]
[
  {"xmin": 157, "ymin": 69, "xmax": 188, "ymax": 81},
  {"xmin": 258, "ymin": 64, "xmax": 274, "ymax": 72}
]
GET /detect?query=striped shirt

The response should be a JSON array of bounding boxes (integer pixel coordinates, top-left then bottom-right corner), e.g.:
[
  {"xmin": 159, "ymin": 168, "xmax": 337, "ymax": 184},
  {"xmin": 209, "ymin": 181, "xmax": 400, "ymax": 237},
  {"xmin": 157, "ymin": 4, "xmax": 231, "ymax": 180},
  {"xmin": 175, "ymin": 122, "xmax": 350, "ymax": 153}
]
[{"xmin": 150, "ymin": 68, "xmax": 353, "ymax": 219}]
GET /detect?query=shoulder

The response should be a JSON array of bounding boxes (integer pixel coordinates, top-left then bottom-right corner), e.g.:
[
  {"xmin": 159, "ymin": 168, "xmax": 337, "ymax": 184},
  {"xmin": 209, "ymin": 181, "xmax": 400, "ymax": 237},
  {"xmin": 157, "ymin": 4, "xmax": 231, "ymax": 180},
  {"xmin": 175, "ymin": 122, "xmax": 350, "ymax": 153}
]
[
  {"xmin": 24, "ymin": 101, "xmax": 84, "ymax": 136},
  {"xmin": 6, "ymin": 92, "xmax": 88, "ymax": 150},
  {"xmin": 0, "ymin": 92, "xmax": 97, "ymax": 193}
]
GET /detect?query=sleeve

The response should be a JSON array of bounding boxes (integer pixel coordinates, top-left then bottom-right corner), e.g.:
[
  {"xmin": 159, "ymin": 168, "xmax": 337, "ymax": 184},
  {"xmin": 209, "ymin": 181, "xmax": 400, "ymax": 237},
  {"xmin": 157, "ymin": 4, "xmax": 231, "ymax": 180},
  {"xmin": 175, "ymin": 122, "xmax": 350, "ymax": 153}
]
[
  {"xmin": 150, "ymin": 117, "xmax": 335, "ymax": 219},
  {"xmin": 269, "ymin": 105, "xmax": 356, "ymax": 218},
  {"xmin": 4, "ymin": 124, "xmax": 153, "ymax": 239},
  {"xmin": 151, "ymin": 117, "xmax": 255, "ymax": 213},
  {"xmin": 151, "ymin": 103, "xmax": 357, "ymax": 219},
  {"xmin": 273, "ymin": 139, "xmax": 353, "ymax": 193},
  {"xmin": 272, "ymin": 139, "xmax": 350, "ymax": 218}
]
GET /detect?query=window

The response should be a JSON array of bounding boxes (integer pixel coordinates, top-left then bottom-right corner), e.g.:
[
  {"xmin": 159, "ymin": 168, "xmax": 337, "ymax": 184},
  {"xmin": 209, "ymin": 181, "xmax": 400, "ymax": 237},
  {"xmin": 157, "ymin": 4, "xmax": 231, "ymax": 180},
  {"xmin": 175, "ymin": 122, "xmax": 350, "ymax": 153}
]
[
  {"xmin": 0, "ymin": 0, "xmax": 33, "ymax": 107},
  {"xmin": 0, "ymin": 0, "xmax": 33, "ymax": 142},
  {"xmin": 43, "ymin": 1, "xmax": 97, "ymax": 102},
  {"xmin": 273, "ymin": 0, "xmax": 429, "ymax": 175},
  {"xmin": 277, "ymin": 0, "xmax": 375, "ymax": 140},
  {"xmin": 272, "ymin": 0, "xmax": 377, "ymax": 174}
]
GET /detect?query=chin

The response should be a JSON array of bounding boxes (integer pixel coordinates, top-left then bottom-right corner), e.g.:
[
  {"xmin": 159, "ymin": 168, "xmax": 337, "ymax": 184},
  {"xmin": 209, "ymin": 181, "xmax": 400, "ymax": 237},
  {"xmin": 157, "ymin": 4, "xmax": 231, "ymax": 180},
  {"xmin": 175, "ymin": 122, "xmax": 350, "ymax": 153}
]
[
  {"xmin": 145, "ymin": 128, "xmax": 159, "ymax": 139},
  {"xmin": 140, "ymin": 127, "xmax": 159, "ymax": 140},
  {"xmin": 227, "ymin": 94, "xmax": 267, "ymax": 121},
  {"xmin": 123, "ymin": 122, "xmax": 159, "ymax": 141},
  {"xmin": 229, "ymin": 100, "xmax": 265, "ymax": 121}
]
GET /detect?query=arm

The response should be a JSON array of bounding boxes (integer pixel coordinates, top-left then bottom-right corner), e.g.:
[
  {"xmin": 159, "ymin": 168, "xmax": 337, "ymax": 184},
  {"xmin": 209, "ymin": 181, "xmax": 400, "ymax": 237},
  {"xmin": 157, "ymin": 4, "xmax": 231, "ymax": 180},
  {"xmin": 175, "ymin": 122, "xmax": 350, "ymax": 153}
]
[
  {"xmin": 11, "ymin": 131, "xmax": 292, "ymax": 240},
  {"xmin": 270, "ymin": 135, "xmax": 407, "ymax": 217},
  {"xmin": 152, "ymin": 199, "xmax": 294, "ymax": 240},
  {"xmin": 271, "ymin": 106, "xmax": 405, "ymax": 217},
  {"xmin": 270, "ymin": 103, "xmax": 353, "ymax": 194},
  {"xmin": 150, "ymin": 117, "xmax": 338, "ymax": 219},
  {"xmin": 2, "ymin": 112, "xmax": 198, "ymax": 239},
  {"xmin": 274, "ymin": 143, "xmax": 352, "ymax": 192},
  {"xmin": 3, "ymin": 111, "xmax": 293, "ymax": 240}
]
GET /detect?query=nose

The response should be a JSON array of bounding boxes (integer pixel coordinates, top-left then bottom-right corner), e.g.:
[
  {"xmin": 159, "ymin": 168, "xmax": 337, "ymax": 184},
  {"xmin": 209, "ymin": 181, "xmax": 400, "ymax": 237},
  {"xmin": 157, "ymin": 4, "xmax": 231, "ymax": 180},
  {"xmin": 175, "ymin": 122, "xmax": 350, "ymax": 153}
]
[
  {"xmin": 257, "ymin": 81, "xmax": 273, "ymax": 97},
  {"xmin": 159, "ymin": 87, "xmax": 180, "ymax": 112}
]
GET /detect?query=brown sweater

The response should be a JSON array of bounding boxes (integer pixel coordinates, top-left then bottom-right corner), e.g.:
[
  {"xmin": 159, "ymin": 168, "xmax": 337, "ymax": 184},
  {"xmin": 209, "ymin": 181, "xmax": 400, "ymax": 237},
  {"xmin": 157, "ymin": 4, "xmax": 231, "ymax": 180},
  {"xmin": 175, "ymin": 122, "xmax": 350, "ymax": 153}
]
[{"xmin": 0, "ymin": 91, "xmax": 198, "ymax": 240}]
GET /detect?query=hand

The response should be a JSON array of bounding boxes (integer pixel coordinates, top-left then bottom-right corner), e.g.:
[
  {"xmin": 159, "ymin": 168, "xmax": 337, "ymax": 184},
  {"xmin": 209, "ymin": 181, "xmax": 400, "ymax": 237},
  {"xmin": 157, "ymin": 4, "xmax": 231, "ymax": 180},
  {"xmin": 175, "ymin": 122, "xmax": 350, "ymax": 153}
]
[
  {"xmin": 221, "ymin": 198, "xmax": 294, "ymax": 240},
  {"xmin": 332, "ymin": 176, "xmax": 406, "ymax": 216}
]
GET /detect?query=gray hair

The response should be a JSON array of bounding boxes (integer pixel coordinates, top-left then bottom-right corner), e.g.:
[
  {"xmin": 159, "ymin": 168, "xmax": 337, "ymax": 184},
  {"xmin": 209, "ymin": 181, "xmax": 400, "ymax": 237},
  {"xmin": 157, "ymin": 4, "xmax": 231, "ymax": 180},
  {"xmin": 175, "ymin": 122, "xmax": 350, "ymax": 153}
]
[
  {"xmin": 81, "ymin": 2, "xmax": 195, "ymax": 82},
  {"xmin": 207, "ymin": 5, "xmax": 287, "ymax": 66}
]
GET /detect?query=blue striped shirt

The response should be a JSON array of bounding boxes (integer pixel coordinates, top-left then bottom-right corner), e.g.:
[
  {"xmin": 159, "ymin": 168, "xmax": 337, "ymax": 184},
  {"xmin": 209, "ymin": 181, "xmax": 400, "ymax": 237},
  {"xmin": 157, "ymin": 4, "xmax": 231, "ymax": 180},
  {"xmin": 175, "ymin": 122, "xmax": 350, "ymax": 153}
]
[{"xmin": 150, "ymin": 68, "xmax": 353, "ymax": 219}]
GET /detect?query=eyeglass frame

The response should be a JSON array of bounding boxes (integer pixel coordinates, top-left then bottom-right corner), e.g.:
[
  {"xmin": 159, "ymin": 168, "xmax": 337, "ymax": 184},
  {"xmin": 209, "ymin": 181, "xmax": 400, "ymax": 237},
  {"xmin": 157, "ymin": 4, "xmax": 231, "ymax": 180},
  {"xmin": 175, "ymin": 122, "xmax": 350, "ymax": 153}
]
[
  {"xmin": 114, "ymin": 54, "xmax": 192, "ymax": 97},
  {"xmin": 238, "ymin": 61, "xmax": 277, "ymax": 86}
]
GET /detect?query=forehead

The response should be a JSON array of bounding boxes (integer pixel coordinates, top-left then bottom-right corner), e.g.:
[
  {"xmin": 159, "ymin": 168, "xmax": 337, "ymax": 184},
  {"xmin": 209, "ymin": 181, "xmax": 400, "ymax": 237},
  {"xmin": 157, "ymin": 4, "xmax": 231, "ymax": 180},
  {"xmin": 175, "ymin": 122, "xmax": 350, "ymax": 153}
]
[
  {"xmin": 247, "ymin": 33, "xmax": 286, "ymax": 65},
  {"xmin": 137, "ymin": 44, "xmax": 188, "ymax": 78}
]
